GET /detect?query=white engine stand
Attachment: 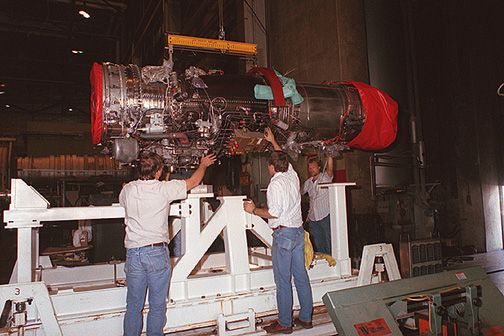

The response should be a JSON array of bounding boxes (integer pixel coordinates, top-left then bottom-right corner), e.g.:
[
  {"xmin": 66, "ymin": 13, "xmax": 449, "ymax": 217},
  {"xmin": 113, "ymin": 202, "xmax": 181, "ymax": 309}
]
[{"xmin": 1, "ymin": 179, "xmax": 374, "ymax": 336}]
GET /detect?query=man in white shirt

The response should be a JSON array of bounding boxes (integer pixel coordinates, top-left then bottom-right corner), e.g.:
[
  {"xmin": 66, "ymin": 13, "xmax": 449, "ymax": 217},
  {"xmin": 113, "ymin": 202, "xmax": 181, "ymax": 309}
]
[
  {"xmin": 243, "ymin": 128, "xmax": 313, "ymax": 334},
  {"xmin": 120, "ymin": 151, "xmax": 215, "ymax": 336},
  {"xmin": 302, "ymin": 156, "xmax": 333, "ymax": 255}
]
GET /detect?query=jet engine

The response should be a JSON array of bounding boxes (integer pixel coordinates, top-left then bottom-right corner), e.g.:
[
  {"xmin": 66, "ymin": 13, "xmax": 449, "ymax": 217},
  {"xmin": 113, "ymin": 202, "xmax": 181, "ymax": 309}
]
[{"xmin": 90, "ymin": 62, "xmax": 397, "ymax": 170}]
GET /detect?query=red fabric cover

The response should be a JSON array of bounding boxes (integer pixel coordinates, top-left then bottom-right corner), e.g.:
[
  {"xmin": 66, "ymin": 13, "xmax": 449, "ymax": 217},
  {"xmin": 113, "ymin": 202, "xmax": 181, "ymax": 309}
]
[
  {"xmin": 247, "ymin": 67, "xmax": 286, "ymax": 106},
  {"xmin": 90, "ymin": 63, "xmax": 104, "ymax": 145},
  {"xmin": 346, "ymin": 81, "xmax": 398, "ymax": 151}
]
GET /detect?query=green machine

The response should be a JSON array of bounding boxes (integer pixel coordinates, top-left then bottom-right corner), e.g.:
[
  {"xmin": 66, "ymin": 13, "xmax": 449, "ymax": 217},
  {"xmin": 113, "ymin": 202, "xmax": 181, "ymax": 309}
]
[{"xmin": 323, "ymin": 267, "xmax": 504, "ymax": 335}]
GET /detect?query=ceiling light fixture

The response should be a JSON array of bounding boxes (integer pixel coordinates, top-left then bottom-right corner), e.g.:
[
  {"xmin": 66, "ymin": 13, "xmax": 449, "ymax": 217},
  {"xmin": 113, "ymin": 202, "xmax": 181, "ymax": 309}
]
[
  {"xmin": 5, "ymin": 104, "xmax": 10, "ymax": 108},
  {"xmin": 78, "ymin": 9, "xmax": 91, "ymax": 19},
  {"xmin": 71, "ymin": 49, "xmax": 84, "ymax": 54}
]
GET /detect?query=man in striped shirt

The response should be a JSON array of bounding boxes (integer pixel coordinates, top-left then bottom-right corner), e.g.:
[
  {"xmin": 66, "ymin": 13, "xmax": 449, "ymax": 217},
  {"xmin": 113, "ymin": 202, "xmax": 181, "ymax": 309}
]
[{"xmin": 302, "ymin": 156, "xmax": 333, "ymax": 255}]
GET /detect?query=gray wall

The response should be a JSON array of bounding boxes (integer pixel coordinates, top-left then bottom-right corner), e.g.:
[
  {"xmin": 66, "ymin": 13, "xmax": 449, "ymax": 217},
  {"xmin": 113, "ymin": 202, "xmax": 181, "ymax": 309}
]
[
  {"xmin": 412, "ymin": 1, "xmax": 504, "ymax": 251},
  {"xmin": 268, "ymin": 0, "xmax": 375, "ymax": 214},
  {"xmin": 363, "ymin": 0, "xmax": 504, "ymax": 251}
]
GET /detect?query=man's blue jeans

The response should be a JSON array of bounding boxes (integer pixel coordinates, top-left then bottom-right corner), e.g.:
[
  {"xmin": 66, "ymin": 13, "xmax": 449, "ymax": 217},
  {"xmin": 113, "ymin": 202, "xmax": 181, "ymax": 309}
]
[
  {"xmin": 272, "ymin": 226, "xmax": 313, "ymax": 327},
  {"xmin": 309, "ymin": 215, "xmax": 332, "ymax": 255},
  {"xmin": 124, "ymin": 245, "xmax": 171, "ymax": 336}
]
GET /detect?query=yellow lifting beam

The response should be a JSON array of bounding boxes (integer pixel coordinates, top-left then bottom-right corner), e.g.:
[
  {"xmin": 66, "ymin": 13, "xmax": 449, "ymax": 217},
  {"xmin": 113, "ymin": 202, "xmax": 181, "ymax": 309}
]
[{"xmin": 166, "ymin": 34, "xmax": 257, "ymax": 56}]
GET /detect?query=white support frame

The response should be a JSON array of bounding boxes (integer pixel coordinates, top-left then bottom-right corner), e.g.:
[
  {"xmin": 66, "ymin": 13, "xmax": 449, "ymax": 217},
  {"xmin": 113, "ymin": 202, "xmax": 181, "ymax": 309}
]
[
  {"xmin": 357, "ymin": 243, "xmax": 401, "ymax": 286},
  {"xmin": 319, "ymin": 182, "xmax": 356, "ymax": 277},
  {"xmin": 3, "ymin": 179, "xmax": 358, "ymax": 335}
]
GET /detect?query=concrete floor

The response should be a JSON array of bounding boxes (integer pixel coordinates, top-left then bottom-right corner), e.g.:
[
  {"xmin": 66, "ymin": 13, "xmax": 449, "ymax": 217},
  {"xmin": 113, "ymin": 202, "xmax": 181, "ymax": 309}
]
[{"xmin": 446, "ymin": 249, "xmax": 504, "ymax": 294}]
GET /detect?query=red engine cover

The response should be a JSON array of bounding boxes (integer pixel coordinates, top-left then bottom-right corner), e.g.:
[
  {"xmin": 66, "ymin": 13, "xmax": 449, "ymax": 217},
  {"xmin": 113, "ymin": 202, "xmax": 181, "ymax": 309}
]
[
  {"xmin": 90, "ymin": 63, "xmax": 103, "ymax": 145},
  {"xmin": 346, "ymin": 81, "xmax": 398, "ymax": 151}
]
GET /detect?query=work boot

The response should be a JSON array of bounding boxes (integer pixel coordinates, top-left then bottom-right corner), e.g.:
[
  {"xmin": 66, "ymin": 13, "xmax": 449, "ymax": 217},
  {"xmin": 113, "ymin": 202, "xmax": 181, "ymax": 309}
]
[
  {"xmin": 294, "ymin": 318, "xmax": 313, "ymax": 329},
  {"xmin": 263, "ymin": 321, "xmax": 293, "ymax": 334}
]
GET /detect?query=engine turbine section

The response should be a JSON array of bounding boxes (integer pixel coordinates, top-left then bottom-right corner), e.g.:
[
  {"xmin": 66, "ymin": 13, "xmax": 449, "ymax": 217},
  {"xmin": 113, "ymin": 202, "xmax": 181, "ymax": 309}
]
[{"xmin": 90, "ymin": 62, "xmax": 398, "ymax": 169}]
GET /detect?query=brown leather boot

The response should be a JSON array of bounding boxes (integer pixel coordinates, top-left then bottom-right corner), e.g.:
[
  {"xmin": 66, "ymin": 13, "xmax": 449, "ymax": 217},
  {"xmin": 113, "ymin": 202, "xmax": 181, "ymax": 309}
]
[
  {"xmin": 295, "ymin": 318, "xmax": 313, "ymax": 329},
  {"xmin": 263, "ymin": 321, "xmax": 293, "ymax": 334}
]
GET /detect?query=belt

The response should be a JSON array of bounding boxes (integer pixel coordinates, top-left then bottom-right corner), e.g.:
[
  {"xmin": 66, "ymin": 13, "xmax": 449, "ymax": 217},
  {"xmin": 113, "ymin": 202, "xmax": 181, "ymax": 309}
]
[
  {"xmin": 144, "ymin": 242, "xmax": 167, "ymax": 247},
  {"xmin": 272, "ymin": 225, "xmax": 288, "ymax": 231}
]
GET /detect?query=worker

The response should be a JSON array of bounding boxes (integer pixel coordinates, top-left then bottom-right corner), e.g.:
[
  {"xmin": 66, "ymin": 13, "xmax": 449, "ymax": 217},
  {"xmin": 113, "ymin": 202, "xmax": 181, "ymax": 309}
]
[
  {"xmin": 243, "ymin": 128, "xmax": 313, "ymax": 334},
  {"xmin": 302, "ymin": 155, "xmax": 333, "ymax": 255},
  {"xmin": 120, "ymin": 151, "xmax": 216, "ymax": 336}
]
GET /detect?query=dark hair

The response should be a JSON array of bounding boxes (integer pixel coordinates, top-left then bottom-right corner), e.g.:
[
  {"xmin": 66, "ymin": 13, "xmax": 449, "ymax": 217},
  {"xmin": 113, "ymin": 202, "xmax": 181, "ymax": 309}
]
[
  {"xmin": 268, "ymin": 151, "xmax": 289, "ymax": 173},
  {"xmin": 138, "ymin": 151, "xmax": 163, "ymax": 180},
  {"xmin": 307, "ymin": 157, "xmax": 321, "ymax": 168}
]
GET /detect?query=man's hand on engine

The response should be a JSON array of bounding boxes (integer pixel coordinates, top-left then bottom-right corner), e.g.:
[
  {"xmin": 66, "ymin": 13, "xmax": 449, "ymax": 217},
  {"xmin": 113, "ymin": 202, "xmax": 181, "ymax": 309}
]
[
  {"xmin": 184, "ymin": 154, "xmax": 216, "ymax": 190},
  {"xmin": 264, "ymin": 127, "xmax": 275, "ymax": 143},
  {"xmin": 200, "ymin": 154, "xmax": 217, "ymax": 168},
  {"xmin": 264, "ymin": 127, "xmax": 282, "ymax": 151}
]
